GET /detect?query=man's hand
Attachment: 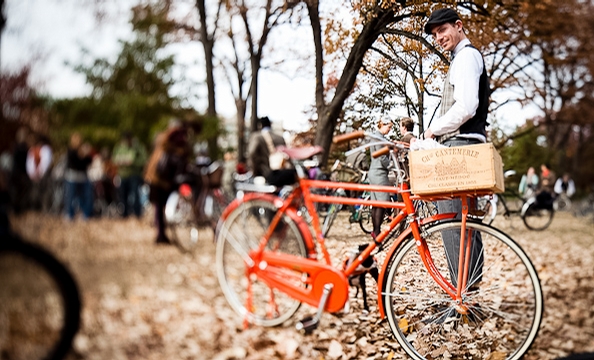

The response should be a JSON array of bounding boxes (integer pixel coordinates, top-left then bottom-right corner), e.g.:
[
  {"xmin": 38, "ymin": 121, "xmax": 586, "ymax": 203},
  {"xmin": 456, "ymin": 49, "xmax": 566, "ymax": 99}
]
[{"xmin": 423, "ymin": 129, "xmax": 435, "ymax": 139}]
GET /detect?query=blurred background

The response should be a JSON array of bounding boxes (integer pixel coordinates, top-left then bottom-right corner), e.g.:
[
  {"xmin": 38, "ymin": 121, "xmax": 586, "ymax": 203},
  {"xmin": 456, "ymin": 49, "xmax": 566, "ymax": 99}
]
[{"xmin": 1, "ymin": 0, "xmax": 593, "ymax": 192}]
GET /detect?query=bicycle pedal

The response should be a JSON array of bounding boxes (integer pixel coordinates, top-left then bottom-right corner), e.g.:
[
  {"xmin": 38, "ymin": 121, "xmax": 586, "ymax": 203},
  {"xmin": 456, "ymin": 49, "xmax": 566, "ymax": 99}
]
[{"xmin": 296, "ymin": 315, "xmax": 319, "ymax": 334}]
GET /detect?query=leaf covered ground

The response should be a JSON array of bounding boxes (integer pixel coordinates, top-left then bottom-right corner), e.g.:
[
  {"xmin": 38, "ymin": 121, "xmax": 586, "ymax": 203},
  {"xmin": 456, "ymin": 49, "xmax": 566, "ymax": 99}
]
[{"xmin": 8, "ymin": 210, "xmax": 594, "ymax": 360}]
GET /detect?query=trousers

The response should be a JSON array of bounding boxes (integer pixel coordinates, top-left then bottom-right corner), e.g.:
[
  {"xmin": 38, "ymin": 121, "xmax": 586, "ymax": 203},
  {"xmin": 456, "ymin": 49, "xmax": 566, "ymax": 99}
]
[{"xmin": 437, "ymin": 137, "xmax": 484, "ymax": 287}]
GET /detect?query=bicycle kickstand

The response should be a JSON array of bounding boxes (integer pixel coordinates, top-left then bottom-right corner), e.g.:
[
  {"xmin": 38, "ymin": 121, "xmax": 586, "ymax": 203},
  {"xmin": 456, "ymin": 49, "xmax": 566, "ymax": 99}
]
[{"xmin": 295, "ymin": 283, "xmax": 334, "ymax": 334}]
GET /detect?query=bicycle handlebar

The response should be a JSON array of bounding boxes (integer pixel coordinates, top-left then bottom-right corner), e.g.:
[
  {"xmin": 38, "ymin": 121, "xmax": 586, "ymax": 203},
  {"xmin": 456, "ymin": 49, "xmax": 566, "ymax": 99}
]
[
  {"xmin": 332, "ymin": 130, "xmax": 365, "ymax": 144},
  {"xmin": 371, "ymin": 146, "xmax": 390, "ymax": 158}
]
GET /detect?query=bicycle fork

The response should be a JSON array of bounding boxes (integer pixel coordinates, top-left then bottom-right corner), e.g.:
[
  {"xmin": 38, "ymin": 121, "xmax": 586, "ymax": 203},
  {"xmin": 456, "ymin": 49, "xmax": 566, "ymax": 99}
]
[{"xmin": 412, "ymin": 197, "xmax": 478, "ymax": 313}]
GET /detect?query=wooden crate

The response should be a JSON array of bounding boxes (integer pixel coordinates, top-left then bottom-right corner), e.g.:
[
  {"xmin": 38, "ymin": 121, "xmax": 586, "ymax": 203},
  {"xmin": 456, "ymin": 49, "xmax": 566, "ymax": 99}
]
[{"xmin": 409, "ymin": 143, "xmax": 505, "ymax": 195}]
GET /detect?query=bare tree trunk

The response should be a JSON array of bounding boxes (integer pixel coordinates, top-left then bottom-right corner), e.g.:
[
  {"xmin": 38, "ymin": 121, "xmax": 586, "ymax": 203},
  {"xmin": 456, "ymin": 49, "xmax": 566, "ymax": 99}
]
[
  {"xmin": 236, "ymin": 99, "xmax": 247, "ymax": 163},
  {"xmin": 242, "ymin": 0, "xmax": 274, "ymax": 133},
  {"xmin": 249, "ymin": 57, "xmax": 260, "ymax": 133},
  {"xmin": 196, "ymin": 0, "xmax": 220, "ymax": 159},
  {"xmin": 197, "ymin": 0, "xmax": 216, "ymax": 117},
  {"xmin": 306, "ymin": 0, "xmax": 326, "ymax": 118},
  {"xmin": 313, "ymin": 10, "xmax": 395, "ymax": 165}
]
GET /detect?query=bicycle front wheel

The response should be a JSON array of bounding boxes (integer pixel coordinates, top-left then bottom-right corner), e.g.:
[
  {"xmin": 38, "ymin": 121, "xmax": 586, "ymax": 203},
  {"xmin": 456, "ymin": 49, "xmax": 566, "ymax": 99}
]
[
  {"xmin": 383, "ymin": 220, "xmax": 543, "ymax": 360},
  {"xmin": 522, "ymin": 202, "xmax": 554, "ymax": 231},
  {"xmin": 216, "ymin": 198, "xmax": 309, "ymax": 327},
  {"xmin": 0, "ymin": 237, "xmax": 81, "ymax": 360}
]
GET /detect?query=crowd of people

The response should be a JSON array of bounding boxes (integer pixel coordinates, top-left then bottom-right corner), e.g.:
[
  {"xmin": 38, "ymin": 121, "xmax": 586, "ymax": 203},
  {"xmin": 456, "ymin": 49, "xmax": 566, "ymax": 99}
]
[
  {"xmin": 0, "ymin": 127, "xmax": 149, "ymax": 222},
  {"xmin": 519, "ymin": 164, "xmax": 576, "ymax": 208}
]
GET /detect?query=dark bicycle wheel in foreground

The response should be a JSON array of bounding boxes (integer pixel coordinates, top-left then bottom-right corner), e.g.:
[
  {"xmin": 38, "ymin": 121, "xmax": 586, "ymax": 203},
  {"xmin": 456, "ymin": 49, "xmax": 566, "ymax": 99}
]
[{"xmin": 0, "ymin": 236, "xmax": 81, "ymax": 360}]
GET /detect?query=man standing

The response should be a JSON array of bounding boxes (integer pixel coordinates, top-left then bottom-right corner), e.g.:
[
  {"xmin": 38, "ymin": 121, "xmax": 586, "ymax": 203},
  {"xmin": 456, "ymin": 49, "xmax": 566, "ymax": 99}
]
[
  {"xmin": 423, "ymin": 8, "xmax": 489, "ymax": 144},
  {"xmin": 423, "ymin": 8, "xmax": 490, "ymax": 291}
]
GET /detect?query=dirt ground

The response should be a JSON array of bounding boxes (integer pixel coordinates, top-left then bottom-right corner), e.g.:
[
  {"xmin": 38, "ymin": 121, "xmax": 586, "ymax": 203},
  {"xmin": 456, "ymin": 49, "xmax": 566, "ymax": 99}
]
[{"xmin": 8, "ymin": 209, "xmax": 594, "ymax": 360}]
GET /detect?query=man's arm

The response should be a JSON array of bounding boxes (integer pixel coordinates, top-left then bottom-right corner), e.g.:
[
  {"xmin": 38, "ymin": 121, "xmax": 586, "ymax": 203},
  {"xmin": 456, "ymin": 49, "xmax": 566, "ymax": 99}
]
[{"xmin": 427, "ymin": 49, "xmax": 483, "ymax": 138}]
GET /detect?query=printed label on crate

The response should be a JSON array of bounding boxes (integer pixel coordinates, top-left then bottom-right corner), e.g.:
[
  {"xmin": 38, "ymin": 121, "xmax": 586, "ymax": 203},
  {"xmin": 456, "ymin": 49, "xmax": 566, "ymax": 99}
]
[{"xmin": 410, "ymin": 143, "xmax": 503, "ymax": 194}]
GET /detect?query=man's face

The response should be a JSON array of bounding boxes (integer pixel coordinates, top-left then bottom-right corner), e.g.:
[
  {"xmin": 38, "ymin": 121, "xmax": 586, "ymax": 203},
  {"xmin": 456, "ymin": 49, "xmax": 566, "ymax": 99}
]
[{"xmin": 431, "ymin": 21, "xmax": 463, "ymax": 52}]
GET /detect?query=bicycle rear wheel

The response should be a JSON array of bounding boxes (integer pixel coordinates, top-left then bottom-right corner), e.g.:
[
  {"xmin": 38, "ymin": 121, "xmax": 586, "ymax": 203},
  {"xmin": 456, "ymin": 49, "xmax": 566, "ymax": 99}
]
[
  {"xmin": 216, "ymin": 198, "xmax": 309, "ymax": 327},
  {"xmin": 0, "ymin": 236, "xmax": 81, "ymax": 360},
  {"xmin": 522, "ymin": 202, "xmax": 554, "ymax": 231},
  {"xmin": 165, "ymin": 191, "xmax": 204, "ymax": 253},
  {"xmin": 358, "ymin": 205, "xmax": 373, "ymax": 234},
  {"xmin": 383, "ymin": 220, "xmax": 543, "ymax": 360},
  {"xmin": 553, "ymin": 194, "xmax": 571, "ymax": 212}
]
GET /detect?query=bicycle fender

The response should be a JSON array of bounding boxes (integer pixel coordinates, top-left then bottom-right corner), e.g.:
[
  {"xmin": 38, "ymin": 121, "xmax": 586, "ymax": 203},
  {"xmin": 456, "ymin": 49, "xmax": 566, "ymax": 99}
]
[{"xmin": 217, "ymin": 192, "xmax": 316, "ymax": 257}]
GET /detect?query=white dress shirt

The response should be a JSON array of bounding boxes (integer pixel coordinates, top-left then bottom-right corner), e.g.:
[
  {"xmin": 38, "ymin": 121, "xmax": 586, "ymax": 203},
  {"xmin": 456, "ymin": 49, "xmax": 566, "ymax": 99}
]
[{"xmin": 430, "ymin": 38, "xmax": 485, "ymax": 142}]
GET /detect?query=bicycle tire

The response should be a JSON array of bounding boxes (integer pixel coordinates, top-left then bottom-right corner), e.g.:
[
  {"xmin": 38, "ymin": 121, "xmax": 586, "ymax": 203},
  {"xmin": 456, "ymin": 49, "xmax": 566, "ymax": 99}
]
[
  {"xmin": 0, "ymin": 235, "xmax": 81, "ymax": 360},
  {"xmin": 358, "ymin": 204, "xmax": 373, "ymax": 234},
  {"xmin": 553, "ymin": 195, "xmax": 571, "ymax": 212},
  {"xmin": 216, "ymin": 198, "xmax": 309, "ymax": 327},
  {"xmin": 165, "ymin": 191, "xmax": 203, "ymax": 253},
  {"xmin": 383, "ymin": 220, "xmax": 543, "ymax": 360},
  {"xmin": 522, "ymin": 201, "xmax": 554, "ymax": 231}
]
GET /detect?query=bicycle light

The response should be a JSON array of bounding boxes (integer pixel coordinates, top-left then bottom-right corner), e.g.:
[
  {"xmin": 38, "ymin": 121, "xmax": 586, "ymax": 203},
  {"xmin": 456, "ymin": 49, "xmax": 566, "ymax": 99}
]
[{"xmin": 179, "ymin": 183, "xmax": 192, "ymax": 198}]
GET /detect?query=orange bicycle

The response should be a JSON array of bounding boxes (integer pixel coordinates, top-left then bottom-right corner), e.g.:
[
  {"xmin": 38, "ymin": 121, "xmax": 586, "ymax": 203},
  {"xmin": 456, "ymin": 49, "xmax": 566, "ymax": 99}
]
[{"xmin": 215, "ymin": 131, "xmax": 543, "ymax": 360}]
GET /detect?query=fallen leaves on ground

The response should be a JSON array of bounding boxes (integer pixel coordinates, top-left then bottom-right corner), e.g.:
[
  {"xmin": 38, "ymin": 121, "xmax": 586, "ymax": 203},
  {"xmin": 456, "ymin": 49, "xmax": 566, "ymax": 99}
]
[{"xmin": 7, "ymin": 210, "xmax": 594, "ymax": 360}]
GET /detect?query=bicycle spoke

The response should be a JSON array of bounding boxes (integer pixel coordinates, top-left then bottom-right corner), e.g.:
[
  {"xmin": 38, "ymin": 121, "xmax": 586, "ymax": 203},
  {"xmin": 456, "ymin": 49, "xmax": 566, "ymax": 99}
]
[
  {"xmin": 218, "ymin": 224, "xmax": 256, "ymax": 267},
  {"xmin": 216, "ymin": 198, "xmax": 308, "ymax": 327},
  {"xmin": 382, "ymin": 290, "xmax": 451, "ymax": 304}
]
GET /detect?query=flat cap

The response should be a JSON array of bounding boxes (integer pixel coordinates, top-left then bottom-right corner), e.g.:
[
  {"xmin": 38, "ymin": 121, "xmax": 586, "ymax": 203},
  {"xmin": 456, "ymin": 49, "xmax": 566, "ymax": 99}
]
[{"xmin": 424, "ymin": 8, "xmax": 461, "ymax": 34}]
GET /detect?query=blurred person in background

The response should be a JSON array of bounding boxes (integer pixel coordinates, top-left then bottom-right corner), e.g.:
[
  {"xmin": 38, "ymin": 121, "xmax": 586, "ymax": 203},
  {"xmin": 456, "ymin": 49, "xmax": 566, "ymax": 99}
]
[
  {"xmin": 554, "ymin": 173, "xmax": 576, "ymax": 199},
  {"xmin": 9, "ymin": 127, "xmax": 31, "ymax": 214},
  {"xmin": 88, "ymin": 147, "xmax": 118, "ymax": 217},
  {"xmin": 399, "ymin": 117, "xmax": 416, "ymax": 144},
  {"xmin": 247, "ymin": 116, "xmax": 295, "ymax": 187},
  {"xmin": 144, "ymin": 121, "xmax": 196, "ymax": 244},
  {"xmin": 518, "ymin": 166, "xmax": 539, "ymax": 199},
  {"xmin": 26, "ymin": 134, "xmax": 53, "ymax": 211},
  {"xmin": 221, "ymin": 151, "xmax": 237, "ymax": 197},
  {"xmin": 64, "ymin": 132, "xmax": 94, "ymax": 220},
  {"xmin": 112, "ymin": 132, "xmax": 148, "ymax": 219},
  {"xmin": 368, "ymin": 116, "xmax": 393, "ymax": 239},
  {"xmin": 536, "ymin": 163, "xmax": 556, "ymax": 209}
]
